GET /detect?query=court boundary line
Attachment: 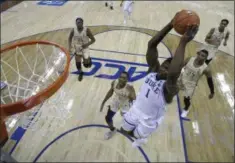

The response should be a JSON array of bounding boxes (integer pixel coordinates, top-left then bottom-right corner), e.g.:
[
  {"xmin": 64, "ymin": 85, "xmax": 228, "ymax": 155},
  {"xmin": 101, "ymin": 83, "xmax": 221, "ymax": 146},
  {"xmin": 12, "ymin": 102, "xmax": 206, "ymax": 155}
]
[{"xmin": 164, "ymin": 44, "xmax": 190, "ymax": 163}]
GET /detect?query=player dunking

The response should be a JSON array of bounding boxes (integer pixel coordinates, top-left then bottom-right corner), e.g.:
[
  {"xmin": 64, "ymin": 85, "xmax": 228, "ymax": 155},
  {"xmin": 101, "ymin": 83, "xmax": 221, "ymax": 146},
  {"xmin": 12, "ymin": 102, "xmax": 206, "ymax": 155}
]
[
  {"xmin": 68, "ymin": 17, "xmax": 96, "ymax": 81},
  {"xmin": 119, "ymin": 15, "xmax": 199, "ymax": 147},
  {"xmin": 178, "ymin": 49, "xmax": 215, "ymax": 117},
  {"xmin": 100, "ymin": 71, "xmax": 136, "ymax": 140}
]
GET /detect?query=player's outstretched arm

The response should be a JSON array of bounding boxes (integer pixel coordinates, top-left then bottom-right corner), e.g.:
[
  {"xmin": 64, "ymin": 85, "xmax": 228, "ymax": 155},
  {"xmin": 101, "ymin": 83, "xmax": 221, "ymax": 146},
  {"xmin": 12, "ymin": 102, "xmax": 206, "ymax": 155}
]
[
  {"xmin": 148, "ymin": 22, "xmax": 173, "ymax": 49},
  {"xmin": 203, "ymin": 67, "xmax": 215, "ymax": 99},
  {"xmin": 205, "ymin": 28, "xmax": 215, "ymax": 44},
  {"xmin": 146, "ymin": 21, "xmax": 173, "ymax": 73},
  {"xmin": 82, "ymin": 28, "xmax": 96, "ymax": 49},
  {"xmin": 127, "ymin": 85, "xmax": 136, "ymax": 102},
  {"xmin": 223, "ymin": 31, "xmax": 230, "ymax": 46},
  {"xmin": 147, "ymin": 12, "xmax": 181, "ymax": 49},
  {"xmin": 164, "ymin": 25, "xmax": 199, "ymax": 103},
  {"xmin": 146, "ymin": 13, "xmax": 179, "ymax": 73},
  {"xmin": 100, "ymin": 81, "xmax": 114, "ymax": 112}
]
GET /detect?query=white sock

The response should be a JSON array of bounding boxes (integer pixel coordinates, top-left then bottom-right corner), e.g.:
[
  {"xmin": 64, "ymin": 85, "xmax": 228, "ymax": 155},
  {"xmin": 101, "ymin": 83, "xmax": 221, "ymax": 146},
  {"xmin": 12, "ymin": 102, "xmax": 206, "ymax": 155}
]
[
  {"xmin": 132, "ymin": 138, "xmax": 147, "ymax": 148},
  {"xmin": 181, "ymin": 110, "xmax": 189, "ymax": 118},
  {"xmin": 124, "ymin": 11, "xmax": 128, "ymax": 22}
]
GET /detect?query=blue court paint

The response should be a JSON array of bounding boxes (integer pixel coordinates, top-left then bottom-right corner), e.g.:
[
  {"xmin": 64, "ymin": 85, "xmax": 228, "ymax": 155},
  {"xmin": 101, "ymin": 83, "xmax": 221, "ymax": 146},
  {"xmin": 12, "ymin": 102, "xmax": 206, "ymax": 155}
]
[
  {"xmin": 33, "ymin": 124, "xmax": 150, "ymax": 163},
  {"xmin": 71, "ymin": 54, "xmax": 167, "ymax": 81},
  {"xmin": 10, "ymin": 127, "xmax": 26, "ymax": 141},
  {"xmin": 71, "ymin": 57, "xmax": 149, "ymax": 82},
  {"xmin": 9, "ymin": 127, "xmax": 26, "ymax": 155},
  {"xmin": 176, "ymin": 95, "xmax": 190, "ymax": 163},
  {"xmin": 37, "ymin": 0, "xmax": 68, "ymax": 6}
]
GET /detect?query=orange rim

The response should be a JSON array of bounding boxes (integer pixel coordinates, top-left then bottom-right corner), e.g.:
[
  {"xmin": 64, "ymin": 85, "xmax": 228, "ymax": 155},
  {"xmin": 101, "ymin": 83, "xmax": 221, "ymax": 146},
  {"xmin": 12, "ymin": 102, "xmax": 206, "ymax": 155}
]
[{"xmin": 0, "ymin": 40, "xmax": 70, "ymax": 118}]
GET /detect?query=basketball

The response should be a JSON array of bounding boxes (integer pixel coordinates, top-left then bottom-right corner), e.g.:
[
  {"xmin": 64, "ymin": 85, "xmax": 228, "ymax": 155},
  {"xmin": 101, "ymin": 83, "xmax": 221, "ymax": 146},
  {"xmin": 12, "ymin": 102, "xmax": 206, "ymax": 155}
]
[{"xmin": 173, "ymin": 10, "xmax": 200, "ymax": 35}]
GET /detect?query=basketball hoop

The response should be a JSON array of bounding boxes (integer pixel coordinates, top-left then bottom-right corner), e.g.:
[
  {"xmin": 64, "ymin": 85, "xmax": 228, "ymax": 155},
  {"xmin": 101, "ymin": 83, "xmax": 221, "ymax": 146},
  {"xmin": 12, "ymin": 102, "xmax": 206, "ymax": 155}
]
[{"xmin": 0, "ymin": 40, "xmax": 71, "ymax": 143}]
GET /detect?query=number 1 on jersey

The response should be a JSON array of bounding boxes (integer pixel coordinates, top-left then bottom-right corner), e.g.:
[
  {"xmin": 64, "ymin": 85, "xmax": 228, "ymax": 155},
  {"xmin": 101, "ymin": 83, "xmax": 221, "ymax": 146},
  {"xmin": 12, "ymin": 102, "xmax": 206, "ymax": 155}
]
[{"xmin": 145, "ymin": 88, "xmax": 150, "ymax": 98}]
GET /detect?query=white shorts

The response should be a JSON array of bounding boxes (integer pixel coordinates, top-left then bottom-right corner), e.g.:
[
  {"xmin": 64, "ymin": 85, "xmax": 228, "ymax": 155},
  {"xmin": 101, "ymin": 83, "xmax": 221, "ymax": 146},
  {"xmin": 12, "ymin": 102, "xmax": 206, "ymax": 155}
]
[
  {"xmin": 110, "ymin": 99, "xmax": 130, "ymax": 114},
  {"xmin": 177, "ymin": 77, "xmax": 196, "ymax": 98},
  {"xmin": 123, "ymin": 1, "xmax": 133, "ymax": 14},
  {"xmin": 182, "ymin": 85, "xmax": 196, "ymax": 98},
  {"xmin": 122, "ymin": 107, "xmax": 164, "ymax": 139},
  {"xmin": 71, "ymin": 44, "xmax": 90, "ymax": 59}
]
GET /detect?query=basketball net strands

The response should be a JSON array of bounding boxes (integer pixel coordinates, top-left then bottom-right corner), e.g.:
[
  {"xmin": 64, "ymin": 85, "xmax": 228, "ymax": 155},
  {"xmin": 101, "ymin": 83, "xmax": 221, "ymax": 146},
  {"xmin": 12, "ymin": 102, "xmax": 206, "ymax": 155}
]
[{"xmin": 0, "ymin": 41, "xmax": 72, "ymax": 146}]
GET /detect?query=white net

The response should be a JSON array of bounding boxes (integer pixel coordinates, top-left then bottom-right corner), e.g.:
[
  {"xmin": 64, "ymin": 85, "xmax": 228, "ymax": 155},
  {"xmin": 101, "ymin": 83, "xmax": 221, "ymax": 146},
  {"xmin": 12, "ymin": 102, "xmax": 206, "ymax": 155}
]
[
  {"xmin": 1, "ymin": 42, "xmax": 72, "ymax": 136},
  {"xmin": 18, "ymin": 83, "xmax": 73, "ymax": 136}
]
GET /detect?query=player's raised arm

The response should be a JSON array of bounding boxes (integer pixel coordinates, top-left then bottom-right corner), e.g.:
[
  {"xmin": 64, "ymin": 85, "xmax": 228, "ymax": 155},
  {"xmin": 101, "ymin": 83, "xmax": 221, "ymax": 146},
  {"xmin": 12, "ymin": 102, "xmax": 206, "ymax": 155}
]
[
  {"xmin": 223, "ymin": 30, "xmax": 230, "ymax": 46},
  {"xmin": 148, "ymin": 23, "xmax": 173, "ymax": 49},
  {"xmin": 100, "ymin": 81, "xmax": 115, "ymax": 112},
  {"xmin": 203, "ymin": 67, "xmax": 215, "ymax": 99},
  {"xmin": 146, "ymin": 15, "xmax": 178, "ymax": 73},
  {"xmin": 164, "ymin": 25, "xmax": 199, "ymax": 103},
  {"xmin": 146, "ymin": 22, "xmax": 173, "ymax": 73},
  {"xmin": 127, "ymin": 85, "xmax": 136, "ymax": 102},
  {"xmin": 205, "ymin": 28, "xmax": 215, "ymax": 44}
]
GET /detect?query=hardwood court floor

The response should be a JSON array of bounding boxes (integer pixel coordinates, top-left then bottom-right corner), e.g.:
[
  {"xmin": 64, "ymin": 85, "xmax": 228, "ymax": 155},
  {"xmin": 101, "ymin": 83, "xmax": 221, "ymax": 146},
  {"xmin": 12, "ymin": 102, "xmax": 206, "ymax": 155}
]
[{"xmin": 1, "ymin": 1, "xmax": 234, "ymax": 162}]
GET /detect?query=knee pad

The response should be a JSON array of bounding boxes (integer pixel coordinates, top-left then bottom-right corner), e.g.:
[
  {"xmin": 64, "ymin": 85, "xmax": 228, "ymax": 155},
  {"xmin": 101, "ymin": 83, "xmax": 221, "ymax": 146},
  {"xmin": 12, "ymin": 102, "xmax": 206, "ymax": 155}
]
[
  {"xmin": 83, "ymin": 58, "xmax": 92, "ymax": 68},
  {"xmin": 76, "ymin": 62, "xmax": 81, "ymax": 70}
]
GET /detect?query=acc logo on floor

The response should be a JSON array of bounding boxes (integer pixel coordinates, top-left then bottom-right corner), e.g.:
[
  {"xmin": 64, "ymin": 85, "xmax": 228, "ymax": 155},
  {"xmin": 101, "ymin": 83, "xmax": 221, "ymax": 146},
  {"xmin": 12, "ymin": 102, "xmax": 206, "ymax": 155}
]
[
  {"xmin": 37, "ymin": 0, "xmax": 68, "ymax": 6},
  {"xmin": 71, "ymin": 57, "xmax": 148, "ymax": 82}
]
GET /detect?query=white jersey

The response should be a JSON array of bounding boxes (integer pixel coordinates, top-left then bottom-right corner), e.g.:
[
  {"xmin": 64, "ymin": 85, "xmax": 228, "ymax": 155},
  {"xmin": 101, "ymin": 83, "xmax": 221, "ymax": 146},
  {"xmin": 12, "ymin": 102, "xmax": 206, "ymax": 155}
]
[
  {"xmin": 181, "ymin": 57, "xmax": 207, "ymax": 86},
  {"xmin": 208, "ymin": 27, "xmax": 228, "ymax": 48},
  {"xmin": 132, "ymin": 73, "xmax": 166, "ymax": 119},
  {"xmin": 112, "ymin": 80, "xmax": 131, "ymax": 104},
  {"xmin": 72, "ymin": 26, "xmax": 89, "ymax": 46}
]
